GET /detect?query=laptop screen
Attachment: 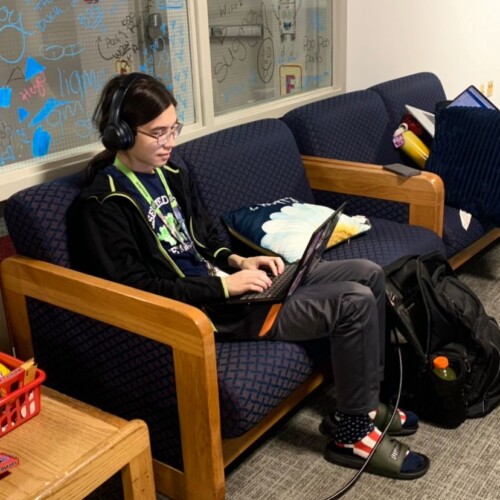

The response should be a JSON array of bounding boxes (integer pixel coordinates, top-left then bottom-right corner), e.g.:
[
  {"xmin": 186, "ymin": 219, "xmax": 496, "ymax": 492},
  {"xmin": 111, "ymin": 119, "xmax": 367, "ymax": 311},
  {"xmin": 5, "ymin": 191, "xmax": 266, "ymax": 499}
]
[
  {"xmin": 447, "ymin": 85, "xmax": 498, "ymax": 110},
  {"xmin": 286, "ymin": 206, "xmax": 343, "ymax": 298}
]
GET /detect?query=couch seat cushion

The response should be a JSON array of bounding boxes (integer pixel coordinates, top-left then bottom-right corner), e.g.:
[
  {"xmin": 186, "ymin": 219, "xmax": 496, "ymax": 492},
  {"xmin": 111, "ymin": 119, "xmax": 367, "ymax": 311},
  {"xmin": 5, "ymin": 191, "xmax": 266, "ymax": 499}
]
[
  {"xmin": 322, "ymin": 217, "xmax": 446, "ymax": 267},
  {"xmin": 442, "ymin": 206, "xmax": 486, "ymax": 258}
]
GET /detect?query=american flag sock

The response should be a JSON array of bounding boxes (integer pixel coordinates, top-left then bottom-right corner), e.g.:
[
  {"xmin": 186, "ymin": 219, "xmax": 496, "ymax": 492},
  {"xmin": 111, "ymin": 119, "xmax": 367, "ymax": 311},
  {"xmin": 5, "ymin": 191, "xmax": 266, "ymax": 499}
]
[{"xmin": 334, "ymin": 412, "xmax": 381, "ymax": 459}]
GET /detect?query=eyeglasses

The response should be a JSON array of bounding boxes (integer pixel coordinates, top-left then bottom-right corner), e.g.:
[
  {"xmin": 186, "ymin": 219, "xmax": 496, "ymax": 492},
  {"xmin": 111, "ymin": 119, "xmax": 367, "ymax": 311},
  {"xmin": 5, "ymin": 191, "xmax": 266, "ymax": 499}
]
[{"xmin": 136, "ymin": 121, "xmax": 183, "ymax": 146}]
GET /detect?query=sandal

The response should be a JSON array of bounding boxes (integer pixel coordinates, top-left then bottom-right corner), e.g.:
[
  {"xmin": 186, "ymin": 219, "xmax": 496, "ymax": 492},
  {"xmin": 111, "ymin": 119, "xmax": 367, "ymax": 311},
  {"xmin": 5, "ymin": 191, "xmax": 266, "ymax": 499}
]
[
  {"xmin": 324, "ymin": 434, "xmax": 430, "ymax": 480},
  {"xmin": 320, "ymin": 402, "xmax": 419, "ymax": 437}
]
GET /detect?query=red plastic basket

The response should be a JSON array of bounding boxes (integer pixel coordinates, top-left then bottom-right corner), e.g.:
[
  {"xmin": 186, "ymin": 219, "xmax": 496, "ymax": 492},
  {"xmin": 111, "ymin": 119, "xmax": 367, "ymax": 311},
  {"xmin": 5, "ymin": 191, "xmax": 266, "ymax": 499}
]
[{"xmin": 0, "ymin": 352, "xmax": 46, "ymax": 437}]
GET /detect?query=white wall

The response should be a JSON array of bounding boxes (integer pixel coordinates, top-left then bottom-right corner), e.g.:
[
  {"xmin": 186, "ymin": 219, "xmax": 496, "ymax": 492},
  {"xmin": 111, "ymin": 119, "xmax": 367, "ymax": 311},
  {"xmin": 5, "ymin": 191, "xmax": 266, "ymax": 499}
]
[{"xmin": 345, "ymin": 0, "xmax": 500, "ymax": 105}]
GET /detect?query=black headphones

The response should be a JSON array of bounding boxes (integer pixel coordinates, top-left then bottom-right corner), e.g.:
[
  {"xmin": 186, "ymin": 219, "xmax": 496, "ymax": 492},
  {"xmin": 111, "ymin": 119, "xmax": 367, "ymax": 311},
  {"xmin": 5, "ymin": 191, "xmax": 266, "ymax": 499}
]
[{"xmin": 101, "ymin": 72, "xmax": 142, "ymax": 150}]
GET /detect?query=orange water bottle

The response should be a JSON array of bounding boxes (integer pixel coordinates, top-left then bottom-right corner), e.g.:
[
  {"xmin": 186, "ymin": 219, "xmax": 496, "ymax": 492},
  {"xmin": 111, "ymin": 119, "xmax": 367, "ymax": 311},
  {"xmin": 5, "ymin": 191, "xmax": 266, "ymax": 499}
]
[{"xmin": 430, "ymin": 355, "xmax": 465, "ymax": 428}]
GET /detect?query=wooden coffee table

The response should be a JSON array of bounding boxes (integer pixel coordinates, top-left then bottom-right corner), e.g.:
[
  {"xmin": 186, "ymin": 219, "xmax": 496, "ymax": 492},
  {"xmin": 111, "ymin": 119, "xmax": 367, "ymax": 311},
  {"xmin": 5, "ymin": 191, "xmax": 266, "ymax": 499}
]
[{"xmin": 0, "ymin": 387, "xmax": 156, "ymax": 499}]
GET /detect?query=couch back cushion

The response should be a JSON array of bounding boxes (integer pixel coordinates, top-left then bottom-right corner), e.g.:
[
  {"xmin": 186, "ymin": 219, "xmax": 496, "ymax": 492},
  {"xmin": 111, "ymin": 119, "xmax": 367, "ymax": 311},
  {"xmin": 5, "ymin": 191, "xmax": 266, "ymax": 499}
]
[
  {"xmin": 370, "ymin": 72, "xmax": 447, "ymax": 129},
  {"xmin": 282, "ymin": 90, "xmax": 407, "ymax": 222},
  {"xmin": 175, "ymin": 119, "xmax": 315, "ymax": 244},
  {"xmin": 282, "ymin": 89, "xmax": 400, "ymax": 165},
  {"xmin": 5, "ymin": 172, "xmax": 85, "ymax": 267}
]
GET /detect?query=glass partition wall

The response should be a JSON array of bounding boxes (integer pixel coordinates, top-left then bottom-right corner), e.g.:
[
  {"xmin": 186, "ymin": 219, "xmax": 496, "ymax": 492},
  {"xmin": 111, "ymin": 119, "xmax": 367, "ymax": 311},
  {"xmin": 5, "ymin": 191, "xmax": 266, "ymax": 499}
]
[
  {"xmin": 0, "ymin": 1, "xmax": 338, "ymax": 178},
  {"xmin": 208, "ymin": 0, "xmax": 333, "ymax": 115},
  {"xmin": 0, "ymin": 0, "xmax": 195, "ymax": 173}
]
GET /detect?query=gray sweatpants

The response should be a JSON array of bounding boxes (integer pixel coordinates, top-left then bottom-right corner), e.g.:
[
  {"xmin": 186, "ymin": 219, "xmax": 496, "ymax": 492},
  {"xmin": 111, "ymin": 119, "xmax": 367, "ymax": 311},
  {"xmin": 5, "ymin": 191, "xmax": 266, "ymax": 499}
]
[{"xmin": 268, "ymin": 259, "xmax": 385, "ymax": 415}]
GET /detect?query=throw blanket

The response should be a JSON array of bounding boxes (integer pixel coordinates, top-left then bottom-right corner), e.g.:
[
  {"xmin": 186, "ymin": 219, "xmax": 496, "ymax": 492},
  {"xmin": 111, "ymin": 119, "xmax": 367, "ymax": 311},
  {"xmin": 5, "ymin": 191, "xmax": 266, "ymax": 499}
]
[{"xmin": 426, "ymin": 107, "xmax": 500, "ymax": 226}]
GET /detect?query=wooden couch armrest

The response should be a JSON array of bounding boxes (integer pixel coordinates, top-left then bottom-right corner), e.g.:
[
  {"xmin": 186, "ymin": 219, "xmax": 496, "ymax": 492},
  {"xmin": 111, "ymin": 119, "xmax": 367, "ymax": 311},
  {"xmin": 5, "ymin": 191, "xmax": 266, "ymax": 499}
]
[
  {"xmin": 302, "ymin": 156, "xmax": 445, "ymax": 237},
  {"xmin": 0, "ymin": 256, "xmax": 214, "ymax": 358},
  {"xmin": 0, "ymin": 255, "xmax": 225, "ymax": 499}
]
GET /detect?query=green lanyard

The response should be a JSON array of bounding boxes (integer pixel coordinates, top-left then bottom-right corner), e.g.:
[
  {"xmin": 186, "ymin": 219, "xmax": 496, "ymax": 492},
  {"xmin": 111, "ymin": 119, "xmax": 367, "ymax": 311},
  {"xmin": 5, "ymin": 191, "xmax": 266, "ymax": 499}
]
[
  {"xmin": 113, "ymin": 159, "xmax": 219, "ymax": 276},
  {"xmin": 114, "ymin": 159, "xmax": 186, "ymax": 244}
]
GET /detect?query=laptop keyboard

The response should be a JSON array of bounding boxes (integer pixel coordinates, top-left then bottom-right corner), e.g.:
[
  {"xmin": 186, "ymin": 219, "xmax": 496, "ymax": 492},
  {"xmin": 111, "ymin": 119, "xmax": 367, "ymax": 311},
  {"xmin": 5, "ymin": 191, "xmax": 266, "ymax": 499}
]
[{"xmin": 238, "ymin": 262, "xmax": 298, "ymax": 301}]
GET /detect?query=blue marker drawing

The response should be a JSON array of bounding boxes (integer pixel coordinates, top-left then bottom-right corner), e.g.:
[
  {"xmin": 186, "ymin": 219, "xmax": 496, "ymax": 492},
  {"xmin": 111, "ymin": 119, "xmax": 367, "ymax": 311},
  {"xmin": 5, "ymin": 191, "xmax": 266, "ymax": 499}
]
[
  {"xmin": 18, "ymin": 108, "xmax": 30, "ymax": 123},
  {"xmin": 29, "ymin": 98, "xmax": 72, "ymax": 127},
  {"xmin": 0, "ymin": 87, "xmax": 12, "ymax": 108},
  {"xmin": 32, "ymin": 127, "xmax": 52, "ymax": 157},
  {"xmin": 157, "ymin": 3, "xmax": 184, "ymax": 10},
  {"xmin": 25, "ymin": 57, "xmax": 46, "ymax": 80}
]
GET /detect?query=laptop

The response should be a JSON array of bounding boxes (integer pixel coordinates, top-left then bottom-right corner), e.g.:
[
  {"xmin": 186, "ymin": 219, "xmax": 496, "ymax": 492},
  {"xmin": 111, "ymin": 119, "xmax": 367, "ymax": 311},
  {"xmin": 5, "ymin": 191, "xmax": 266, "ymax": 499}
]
[
  {"xmin": 405, "ymin": 104, "xmax": 436, "ymax": 137},
  {"xmin": 446, "ymin": 85, "xmax": 498, "ymax": 110},
  {"xmin": 406, "ymin": 85, "xmax": 498, "ymax": 138},
  {"xmin": 225, "ymin": 202, "xmax": 346, "ymax": 304}
]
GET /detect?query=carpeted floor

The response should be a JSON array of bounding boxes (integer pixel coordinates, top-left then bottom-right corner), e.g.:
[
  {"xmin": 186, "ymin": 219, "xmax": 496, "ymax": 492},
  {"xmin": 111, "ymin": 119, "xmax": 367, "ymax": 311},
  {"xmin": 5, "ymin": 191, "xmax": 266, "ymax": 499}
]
[
  {"xmin": 224, "ymin": 385, "xmax": 500, "ymax": 499},
  {"xmin": 223, "ymin": 241, "xmax": 500, "ymax": 500}
]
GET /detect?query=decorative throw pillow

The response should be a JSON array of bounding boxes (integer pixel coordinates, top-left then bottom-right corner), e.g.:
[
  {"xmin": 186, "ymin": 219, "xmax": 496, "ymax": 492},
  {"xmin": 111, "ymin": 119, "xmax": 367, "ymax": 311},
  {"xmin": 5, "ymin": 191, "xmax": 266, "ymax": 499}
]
[
  {"xmin": 426, "ymin": 107, "xmax": 500, "ymax": 226},
  {"xmin": 222, "ymin": 197, "xmax": 371, "ymax": 263}
]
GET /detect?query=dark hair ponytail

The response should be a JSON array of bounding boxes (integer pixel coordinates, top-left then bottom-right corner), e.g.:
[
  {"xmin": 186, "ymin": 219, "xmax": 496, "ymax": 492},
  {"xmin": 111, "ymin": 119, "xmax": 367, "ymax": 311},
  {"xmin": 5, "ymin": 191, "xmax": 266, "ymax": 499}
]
[{"xmin": 85, "ymin": 73, "xmax": 177, "ymax": 184}]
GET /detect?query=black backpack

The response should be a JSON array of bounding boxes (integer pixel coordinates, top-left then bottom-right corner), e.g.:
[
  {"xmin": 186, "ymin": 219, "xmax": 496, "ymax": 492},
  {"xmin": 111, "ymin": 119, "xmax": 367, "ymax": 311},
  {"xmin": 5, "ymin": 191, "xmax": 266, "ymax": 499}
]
[{"xmin": 382, "ymin": 251, "xmax": 500, "ymax": 428}]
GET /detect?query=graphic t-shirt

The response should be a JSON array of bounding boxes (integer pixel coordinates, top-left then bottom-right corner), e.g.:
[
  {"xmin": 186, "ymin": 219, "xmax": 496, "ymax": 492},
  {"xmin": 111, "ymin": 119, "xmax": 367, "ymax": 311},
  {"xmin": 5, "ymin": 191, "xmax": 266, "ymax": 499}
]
[{"xmin": 105, "ymin": 166, "xmax": 209, "ymax": 276}]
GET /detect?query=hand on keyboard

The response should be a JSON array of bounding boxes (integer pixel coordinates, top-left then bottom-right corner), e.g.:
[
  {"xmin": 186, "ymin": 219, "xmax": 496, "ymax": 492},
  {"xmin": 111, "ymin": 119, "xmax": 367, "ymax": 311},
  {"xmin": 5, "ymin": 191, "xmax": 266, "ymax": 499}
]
[
  {"xmin": 239, "ymin": 255, "xmax": 285, "ymax": 276},
  {"xmin": 225, "ymin": 269, "xmax": 273, "ymax": 296},
  {"xmin": 225, "ymin": 254, "xmax": 286, "ymax": 297}
]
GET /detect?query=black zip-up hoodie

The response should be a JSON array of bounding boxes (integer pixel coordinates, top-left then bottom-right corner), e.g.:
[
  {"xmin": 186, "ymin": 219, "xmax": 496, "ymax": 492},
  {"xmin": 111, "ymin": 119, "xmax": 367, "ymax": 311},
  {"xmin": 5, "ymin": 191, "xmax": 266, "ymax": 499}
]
[{"xmin": 76, "ymin": 162, "xmax": 271, "ymax": 338}]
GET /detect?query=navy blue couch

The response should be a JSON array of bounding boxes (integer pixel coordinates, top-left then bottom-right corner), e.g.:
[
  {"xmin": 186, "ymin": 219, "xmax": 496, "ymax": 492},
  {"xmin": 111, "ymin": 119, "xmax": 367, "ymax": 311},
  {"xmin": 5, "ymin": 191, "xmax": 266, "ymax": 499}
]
[
  {"xmin": 2, "ymin": 118, "xmax": 445, "ymax": 498},
  {"xmin": 282, "ymin": 72, "xmax": 500, "ymax": 268}
]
